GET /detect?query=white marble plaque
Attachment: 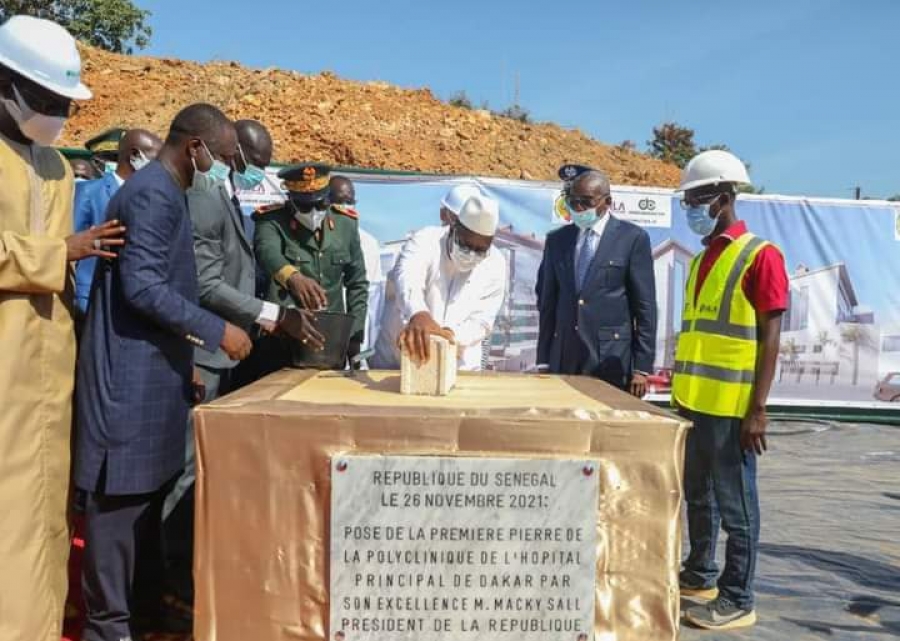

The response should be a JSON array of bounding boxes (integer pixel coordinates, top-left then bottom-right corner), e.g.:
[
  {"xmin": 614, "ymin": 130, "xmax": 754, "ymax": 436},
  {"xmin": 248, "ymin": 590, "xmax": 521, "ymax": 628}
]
[{"xmin": 330, "ymin": 455, "xmax": 599, "ymax": 641}]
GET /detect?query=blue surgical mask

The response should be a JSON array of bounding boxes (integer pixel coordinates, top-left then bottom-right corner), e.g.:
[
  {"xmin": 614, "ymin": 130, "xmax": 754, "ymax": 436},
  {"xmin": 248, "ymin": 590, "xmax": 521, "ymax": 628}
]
[
  {"xmin": 234, "ymin": 164, "xmax": 267, "ymax": 191},
  {"xmin": 686, "ymin": 204, "xmax": 718, "ymax": 237},
  {"xmin": 191, "ymin": 141, "xmax": 230, "ymax": 193},
  {"xmin": 567, "ymin": 201, "xmax": 598, "ymax": 230}
]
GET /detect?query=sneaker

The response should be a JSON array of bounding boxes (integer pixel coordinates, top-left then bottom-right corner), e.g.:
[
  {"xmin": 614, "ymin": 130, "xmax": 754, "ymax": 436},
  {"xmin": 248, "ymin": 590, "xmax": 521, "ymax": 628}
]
[
  {"xmin": 685, "ymin": 597, "xmax": 757, "ymax": 630},
  {"xmin": 679, "ymin": 573, "xmax": 719, "ymax": 600}
]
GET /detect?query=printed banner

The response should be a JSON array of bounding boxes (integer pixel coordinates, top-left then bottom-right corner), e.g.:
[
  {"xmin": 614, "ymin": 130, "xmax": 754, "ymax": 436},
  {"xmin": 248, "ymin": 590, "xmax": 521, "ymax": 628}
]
[{"xmin": 238, "ymin": 172, "xmax": 900, "ymax": 410}]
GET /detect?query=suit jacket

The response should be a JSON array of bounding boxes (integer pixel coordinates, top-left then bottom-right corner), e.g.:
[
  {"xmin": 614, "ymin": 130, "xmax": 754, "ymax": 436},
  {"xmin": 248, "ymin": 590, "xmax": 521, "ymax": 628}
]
[
  {"xmin": 189, "ymin": 182, "xmax": 262, "ymax": 370},
  {"xmin": 74, "ymin": 162, "xmax": 226, "ymax": 495},
  {"xmin": 73, "ymin": 172, "xmax": 119, "ymax": 312},
  {"xmin": 536, "ymin": 216, "xmax": 657, "ymax": 389}
]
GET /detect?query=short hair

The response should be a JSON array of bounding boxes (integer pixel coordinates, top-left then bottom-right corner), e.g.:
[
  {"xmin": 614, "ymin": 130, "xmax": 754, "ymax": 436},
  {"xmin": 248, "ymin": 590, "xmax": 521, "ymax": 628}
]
[
  {"xmin": 166, "ymin": 103, "xmax": 232, "ymax": 146},
  {"xmin": 235, "ymin": 119, "xmax": 272, "ymax": 146},
  {"xmin": 573, "ymin": 170, "xmax": 611, "ymax": 195}
]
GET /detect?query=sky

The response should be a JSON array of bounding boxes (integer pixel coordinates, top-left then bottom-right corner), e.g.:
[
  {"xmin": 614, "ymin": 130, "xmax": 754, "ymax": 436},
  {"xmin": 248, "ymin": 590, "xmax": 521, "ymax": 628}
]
[{"xmin": 136, "ymin": 0, "xmax": 898, "ymax": 199}]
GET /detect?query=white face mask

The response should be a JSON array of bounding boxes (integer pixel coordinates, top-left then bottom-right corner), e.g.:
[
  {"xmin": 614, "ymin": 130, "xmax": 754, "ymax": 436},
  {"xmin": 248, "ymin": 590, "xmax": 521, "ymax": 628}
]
[
  {"xmin": 1, "ymin": 85, "xmax": 66, "ymax": 146},
  {"xmin": 294, "ymin": 205, "xmax": 328, "ymax": 231},
  {"xmin": 448, "ymin": 229, "xmax": 488, "ymax": 272},
  {"xmin": 130, "ymin": 149, "xmax": 150, "ymax": 172}
]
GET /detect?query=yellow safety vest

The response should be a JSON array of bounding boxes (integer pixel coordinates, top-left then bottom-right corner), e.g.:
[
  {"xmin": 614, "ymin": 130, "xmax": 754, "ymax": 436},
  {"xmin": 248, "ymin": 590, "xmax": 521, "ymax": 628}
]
[{"xmin": 672, "ymin": 233, "xmax": 770, "ymax": 418}]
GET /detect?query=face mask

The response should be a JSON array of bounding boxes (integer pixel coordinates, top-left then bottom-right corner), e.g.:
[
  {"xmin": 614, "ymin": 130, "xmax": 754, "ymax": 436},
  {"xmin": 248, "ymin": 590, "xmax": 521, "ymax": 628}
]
[
  {"xmin": 686, "ymin": 202, "xmax": 719, "ymax": 237},
  {"xmin": 1, "ymin": 85, "xmax": 66, "ymax": 146},
  {"xmin": 74, "ymin": 177, "xmax": 86, "ymax": 183},
  {"xmin": 566, "ymin": 201, "xmax": 599, "ymax": 231},
  {"xmin": 449, "ymin": 230, "xmax": 487, "ymax": 272},
  {"xmin": 233, "ymin": 164, "xmax": 267, "ymax": 191},
  {"xmin": 130, "ymin": 149, "xmax": 150, "ymax": 172},
  {"xmin": 293, "ymin": 203, "xmax": 328, "ymax": 231},
  {"xmin": 191, "ymin": 141, "xmax": 231, "ymax": 193}
]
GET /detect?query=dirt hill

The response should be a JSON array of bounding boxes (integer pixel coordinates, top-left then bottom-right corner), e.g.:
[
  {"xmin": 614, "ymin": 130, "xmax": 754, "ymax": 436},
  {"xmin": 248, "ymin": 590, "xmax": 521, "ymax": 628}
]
[{"xmin": 61, "ymin": 46, "xmax": 681, "ymax": 187}]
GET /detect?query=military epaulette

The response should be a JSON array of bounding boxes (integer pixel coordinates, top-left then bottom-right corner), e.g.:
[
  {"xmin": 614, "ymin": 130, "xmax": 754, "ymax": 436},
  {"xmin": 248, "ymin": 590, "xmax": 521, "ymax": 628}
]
[
  {"xmin": 252, "ymin": 202, "xmax": 285, "ymax": 220},
  {"xmin": 331, "ymin": 204, "xmax": 359, "ymax": 220}
]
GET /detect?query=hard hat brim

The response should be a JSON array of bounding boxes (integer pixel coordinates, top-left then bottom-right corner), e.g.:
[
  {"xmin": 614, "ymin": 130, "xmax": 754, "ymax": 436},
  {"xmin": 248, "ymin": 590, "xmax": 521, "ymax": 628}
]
[
  {"xmin": 0, "ymin": 51, "xmax": 92, "ymax": 100},
  {"xmin": 676, "ymin": 176, "xmax": 750, "ymax": 194}
]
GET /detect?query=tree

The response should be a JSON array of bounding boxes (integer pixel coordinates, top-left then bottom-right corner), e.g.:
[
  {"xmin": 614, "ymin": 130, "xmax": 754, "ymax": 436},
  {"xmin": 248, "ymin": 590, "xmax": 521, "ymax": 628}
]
[
  {"xmin": 840, "ymin": 324, "xmax": 875, "ymax": 386},
  {"xmin": 448, "ymin": 91, "xmax": 473, "ymax": 110},
  {"xmin": 496, "ymin": 104, "xmax": 530, "ymax": 123},
  {"xmin": 646, "ymin": 122, "xmax": 764, "ymax": 192},
  {"xmin": 647, "ymin": 121, "xmax": 697, "ymax": 168},
  {"xmin": 0, "ymin": 0, "xmax": 152, "ymax": 54}
]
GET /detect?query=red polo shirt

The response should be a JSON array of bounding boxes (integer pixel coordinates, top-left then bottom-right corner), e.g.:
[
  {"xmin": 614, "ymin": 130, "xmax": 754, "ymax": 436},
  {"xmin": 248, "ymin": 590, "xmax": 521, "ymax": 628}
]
[{"xmin": 695, "ymin": 221, "xmax": 789, "ymax": 314}]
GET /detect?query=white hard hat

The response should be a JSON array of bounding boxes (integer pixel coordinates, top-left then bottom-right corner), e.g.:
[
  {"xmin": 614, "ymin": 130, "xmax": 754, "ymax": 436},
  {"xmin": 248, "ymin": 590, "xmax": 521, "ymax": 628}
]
[
  {"xmin": 457, "ymin": 195, "xmax": 499, "ymax": 237},
  {"xmin": 678, "ymin": 149, "xmax": 751, "ymax": 192},
  {"xmin": 0, "ymin": 16, "xmax": 91, "ymax": 100},
  {"xmin": 441, "ymin": 183, "xmax": 483, "ymax": 215}
]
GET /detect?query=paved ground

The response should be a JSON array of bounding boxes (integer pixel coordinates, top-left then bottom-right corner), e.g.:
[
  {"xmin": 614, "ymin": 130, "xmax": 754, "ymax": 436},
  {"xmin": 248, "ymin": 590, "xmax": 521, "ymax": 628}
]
[{"xmin": 680, "ymin": 420, "xmax": 900, "ymax": 640}]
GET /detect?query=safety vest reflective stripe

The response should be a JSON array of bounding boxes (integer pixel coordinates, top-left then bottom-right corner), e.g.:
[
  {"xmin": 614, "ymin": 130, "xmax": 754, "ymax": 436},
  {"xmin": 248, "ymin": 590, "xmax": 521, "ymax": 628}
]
[
  {"xmin": 682, "ymin": 318, "xmax": 757, "ymax": 340},
  {"xmin": 674, "ymin": 360, "xmax": 755, "ymax": 384}
]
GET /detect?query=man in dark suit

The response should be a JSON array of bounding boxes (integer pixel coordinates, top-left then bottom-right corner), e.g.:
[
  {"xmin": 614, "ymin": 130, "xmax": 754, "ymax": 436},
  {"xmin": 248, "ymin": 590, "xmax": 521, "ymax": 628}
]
[
  {"xmin": 536, "ymin": 169, "xmax": 657, "ymax": 397},
  {"xmin": 74, "ymin": 103, "xmax": 253, "ymax": 641},
  {"xmin": 73, "ymin": 128, "xmax": 162, "ymax": 314},
  {"xmin": 162, "ymin": 120, "xmax": 321, "ymax": 614}
]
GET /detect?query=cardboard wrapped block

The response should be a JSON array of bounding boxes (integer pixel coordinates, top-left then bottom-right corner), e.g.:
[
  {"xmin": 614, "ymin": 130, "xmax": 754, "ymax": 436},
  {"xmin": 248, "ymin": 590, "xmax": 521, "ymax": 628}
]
[
  {"xmin": 194, "ymin": 370, "xmax": 690, "ymax": 641},
  {"xmin": 400, "ymin": 335, "xmax": 457, "ymax": 395}
]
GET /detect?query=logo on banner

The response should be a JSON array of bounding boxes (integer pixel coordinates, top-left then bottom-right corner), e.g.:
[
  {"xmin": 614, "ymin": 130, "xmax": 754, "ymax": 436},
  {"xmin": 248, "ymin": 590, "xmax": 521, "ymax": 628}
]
[{"xmin": 610, "ymin": 192, "xmax": 672, "ymax": 228}]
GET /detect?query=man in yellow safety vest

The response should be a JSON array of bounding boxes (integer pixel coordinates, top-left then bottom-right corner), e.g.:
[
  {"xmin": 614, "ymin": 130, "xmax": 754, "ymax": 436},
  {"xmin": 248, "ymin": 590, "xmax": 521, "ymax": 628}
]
[{"xmin": 672, "ymin": 150, "xmax": 788, "ymax": 631}]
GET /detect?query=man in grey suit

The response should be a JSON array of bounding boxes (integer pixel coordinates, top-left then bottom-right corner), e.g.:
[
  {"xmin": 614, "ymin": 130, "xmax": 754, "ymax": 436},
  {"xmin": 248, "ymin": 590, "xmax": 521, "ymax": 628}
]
[{"xmin": 162, "ymin": 119, "xmax": 322, "ymax": 614}]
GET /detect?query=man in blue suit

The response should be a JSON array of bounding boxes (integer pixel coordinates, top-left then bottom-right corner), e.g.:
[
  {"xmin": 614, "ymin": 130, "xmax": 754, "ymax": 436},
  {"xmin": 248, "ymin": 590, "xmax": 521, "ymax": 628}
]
[
  {"xmin": 73, "ymin": 128, "xmax": 162, "ymax": 314},
  {"xmin": 536, "ymin": 169, "xmax": 657, "ymax": 397},
  {"xmin": 74, "ymin": 103, "xmax": 253, "ymax": 641}
]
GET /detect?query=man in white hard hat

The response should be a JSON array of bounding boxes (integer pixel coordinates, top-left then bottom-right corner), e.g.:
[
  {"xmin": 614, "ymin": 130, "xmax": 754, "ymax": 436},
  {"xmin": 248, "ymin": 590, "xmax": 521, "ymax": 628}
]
[
  {"xmin": 373, "ymin": 195, "xmax": 507, "ymax": 370},
  {"xmin": 672, "ymin": 150, "xmax": 788, "ymax": 631},
  {"xmin": 440, "ymin": 182, "xmax": 483, "ymax": 226},
  {"xmin": 0, "ymin": 15, "xmax": 126, "ymax": 641}
]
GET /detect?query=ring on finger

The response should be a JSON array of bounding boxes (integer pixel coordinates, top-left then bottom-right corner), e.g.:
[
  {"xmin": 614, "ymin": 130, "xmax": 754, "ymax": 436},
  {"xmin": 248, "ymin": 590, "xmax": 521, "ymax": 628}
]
[{"xmin": 93, "ymin": 239, "xmax": 103, "ymax": 250}]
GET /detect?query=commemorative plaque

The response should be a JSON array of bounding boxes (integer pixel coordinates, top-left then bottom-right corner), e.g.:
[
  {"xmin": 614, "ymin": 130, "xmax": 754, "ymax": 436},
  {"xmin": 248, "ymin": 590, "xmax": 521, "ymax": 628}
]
[{"xmin": 330, "ymin": 455, "xmax": 599, "ymax": 641}]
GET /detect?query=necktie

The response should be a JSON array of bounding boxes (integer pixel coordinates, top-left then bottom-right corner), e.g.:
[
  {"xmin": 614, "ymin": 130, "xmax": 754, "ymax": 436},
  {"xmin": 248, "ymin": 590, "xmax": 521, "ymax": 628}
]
[{"xmin": 575, "ymin": 229, "xmax": 594, "ymax": 291}]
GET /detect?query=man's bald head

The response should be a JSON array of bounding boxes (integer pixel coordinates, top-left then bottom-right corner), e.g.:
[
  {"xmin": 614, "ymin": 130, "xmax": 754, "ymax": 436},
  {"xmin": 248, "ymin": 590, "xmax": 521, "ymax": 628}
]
[
  {"xmin": 117, "ymin": 128, "xmax": 163, "ymax": 178},
  {"xmin": 235, "ymin": 119, "xmax": 273, "ymax": 169},
  {"xmin": 571, "ymin": 170, "xmax": 611, "ymax": 198},
  {"xmin": 329, "ymin": 176, "xmax": 356, "ymax": 206}
]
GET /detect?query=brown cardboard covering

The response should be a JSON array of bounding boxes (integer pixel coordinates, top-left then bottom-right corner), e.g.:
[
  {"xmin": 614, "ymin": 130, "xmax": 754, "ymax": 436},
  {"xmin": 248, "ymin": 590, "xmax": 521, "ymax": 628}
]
[{"xmin": 195, "ymin": 370, "xmax": 690, "ymax": 641}]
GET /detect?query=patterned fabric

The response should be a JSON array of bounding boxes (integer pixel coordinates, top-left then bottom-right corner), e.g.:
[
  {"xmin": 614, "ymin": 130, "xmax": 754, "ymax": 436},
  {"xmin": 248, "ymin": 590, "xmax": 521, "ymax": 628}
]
[{"xmin": 575, "ymin": 229, "xmax": 594, "ymax": 292}]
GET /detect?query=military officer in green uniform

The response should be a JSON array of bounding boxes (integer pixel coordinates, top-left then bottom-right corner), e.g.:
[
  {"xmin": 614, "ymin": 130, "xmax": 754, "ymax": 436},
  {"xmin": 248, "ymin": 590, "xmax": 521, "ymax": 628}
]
[{"xmin": 254, "ymin": 162, "xmax": 369, "ymax": 367}]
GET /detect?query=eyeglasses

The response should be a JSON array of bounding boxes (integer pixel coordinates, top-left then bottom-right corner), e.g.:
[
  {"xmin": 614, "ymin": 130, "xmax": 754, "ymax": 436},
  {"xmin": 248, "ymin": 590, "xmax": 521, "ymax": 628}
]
[
  {"xmin": 293, "ymin": 199, "xmax": 327, "ymax": 214},
  {"xmin": 452, "ymin": 226, "xmax": 489, "ymax": 257},
  {"xmin": 14, "ymin": 81, "xmax": 79, "ymax": 118},
  {"xmin": 567, "ymin": 194, "xmax": 607, "ymax": 212},
  {"xmin": 681, "ymin": 192, "xmax": 722, "ymax": 209}
]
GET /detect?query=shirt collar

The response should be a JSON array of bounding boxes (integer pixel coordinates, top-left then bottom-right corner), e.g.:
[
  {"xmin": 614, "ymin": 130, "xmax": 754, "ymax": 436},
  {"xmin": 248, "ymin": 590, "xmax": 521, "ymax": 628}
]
[
  {"xmin": 112, "ymin": 170, "xmax": 126, "ymax": 187},
  {"xmin": 709, "ymin": 220, "xmax": 747, "ymax": 244},
  {"xmin": 581, "ymin": 212, "xmax": 613, "ymax": 236}
]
